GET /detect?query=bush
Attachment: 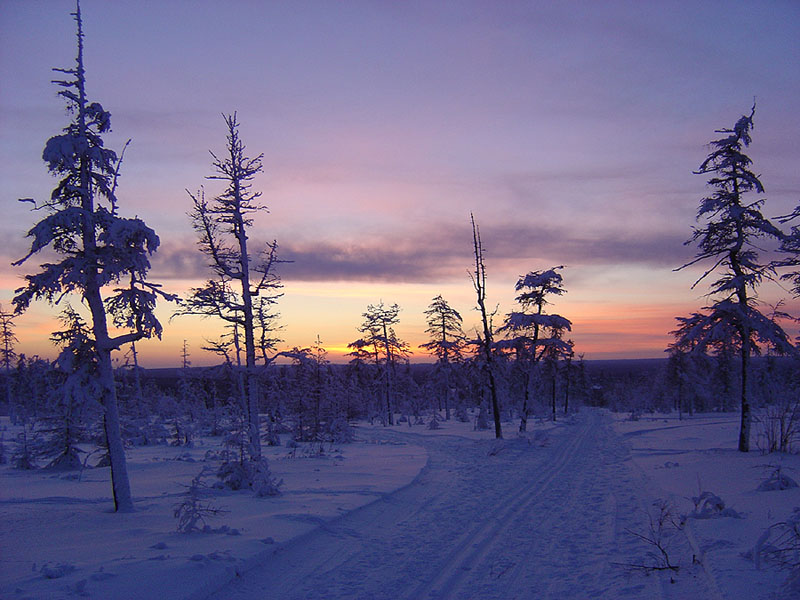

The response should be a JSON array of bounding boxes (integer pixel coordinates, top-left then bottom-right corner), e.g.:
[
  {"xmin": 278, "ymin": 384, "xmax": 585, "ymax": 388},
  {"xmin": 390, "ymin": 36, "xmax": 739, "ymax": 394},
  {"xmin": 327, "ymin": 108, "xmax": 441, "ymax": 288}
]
[
  {"xmin": 753, "ymin": 507, "xmax": 800, "ymax": 570},
  {"xmin": 174, "ymin": 469, "xmax": 227, "ymax": 533},
  {"xmin": 215, "ymin": 456, "xmax": 282, "ymax": 497},
  {"xmin": 757, "ymin": 397, "xmax": 800, "ymax": 454}
]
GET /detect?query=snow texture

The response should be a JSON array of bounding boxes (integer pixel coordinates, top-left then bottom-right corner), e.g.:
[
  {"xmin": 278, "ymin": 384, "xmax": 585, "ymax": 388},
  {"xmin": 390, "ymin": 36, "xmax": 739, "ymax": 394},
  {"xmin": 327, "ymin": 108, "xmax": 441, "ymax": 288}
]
[{"xmin": 2, "ymin": 410, "xmax": 797, "ymax": 599}]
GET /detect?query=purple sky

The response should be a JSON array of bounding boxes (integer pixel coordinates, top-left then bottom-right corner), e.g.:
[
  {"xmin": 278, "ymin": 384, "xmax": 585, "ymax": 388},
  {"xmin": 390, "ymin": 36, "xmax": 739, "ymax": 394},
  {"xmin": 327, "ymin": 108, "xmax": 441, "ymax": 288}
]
[{"xmin": 1, "ymin": 1, "xmax": 799, "ymax": 365}]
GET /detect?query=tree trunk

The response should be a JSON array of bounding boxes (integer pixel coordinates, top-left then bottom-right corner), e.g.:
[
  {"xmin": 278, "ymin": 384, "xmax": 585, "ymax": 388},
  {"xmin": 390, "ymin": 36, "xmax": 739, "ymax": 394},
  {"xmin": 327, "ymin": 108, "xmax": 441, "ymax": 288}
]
[
  {"xmin": 382, "ymin": 322, "xmax": 394, "ymax": 426},
  {"xmin": 738, "ymin": 335, "xmax": 750, "ymax": 452},
  {"xmin": 519, "ymin": 370, "xmax": 529, "ymax": 433},
  {"xmin": 98, "ymin": 346, "xmax": 134, "ymax": 512},
  {"xmin": 130, "ymin": 342, "xmax": 144, "ymax": 416},
  {"xmin": 444, "ymin": 362, "xmax": 451, "ymax": 421}
]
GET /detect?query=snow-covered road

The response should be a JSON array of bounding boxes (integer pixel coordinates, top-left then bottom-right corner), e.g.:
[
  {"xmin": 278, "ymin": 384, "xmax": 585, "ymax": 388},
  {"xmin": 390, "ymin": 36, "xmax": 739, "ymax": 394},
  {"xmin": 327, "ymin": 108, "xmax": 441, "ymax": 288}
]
[{"xmin": 208, "ymin": 410, "xmax": 713, "ymax": 600}]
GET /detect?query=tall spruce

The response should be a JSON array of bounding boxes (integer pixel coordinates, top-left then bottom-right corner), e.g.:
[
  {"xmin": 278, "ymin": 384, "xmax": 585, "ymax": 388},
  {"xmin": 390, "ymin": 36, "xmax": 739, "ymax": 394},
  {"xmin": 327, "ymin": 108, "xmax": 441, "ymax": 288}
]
[
  {"xmin": 675, "ymin": 106, "xmax": 795, "ymax": 452},
  {"xmin": 12, "ymin": 2, "xmax": 172, "ymax": 510},
  {"xmin": 421, "ymin": 296, "xmax": 466, "ymax": 363}
]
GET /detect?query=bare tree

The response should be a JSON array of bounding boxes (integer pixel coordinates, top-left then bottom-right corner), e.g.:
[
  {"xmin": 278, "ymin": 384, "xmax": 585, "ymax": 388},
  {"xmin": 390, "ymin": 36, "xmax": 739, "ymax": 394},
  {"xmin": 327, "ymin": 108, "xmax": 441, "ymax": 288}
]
[
  {"xmin": 12, "ymin": 2, "xmax": 173, "ymax": 511},
  {"xmin": 470, "ymin": 214, "xmax": 502, "ymax": 439},
  {"xmin": 176, "ymin": 113, "xmax": 283, "ymax": 463}
]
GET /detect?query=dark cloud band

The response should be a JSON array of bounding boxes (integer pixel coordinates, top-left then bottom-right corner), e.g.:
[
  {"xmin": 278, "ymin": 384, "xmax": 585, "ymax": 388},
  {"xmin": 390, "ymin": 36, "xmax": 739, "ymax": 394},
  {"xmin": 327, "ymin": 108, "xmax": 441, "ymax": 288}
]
[{"xmin": 148, "ymin": 222, "xmax": 691, "ymax": 284}]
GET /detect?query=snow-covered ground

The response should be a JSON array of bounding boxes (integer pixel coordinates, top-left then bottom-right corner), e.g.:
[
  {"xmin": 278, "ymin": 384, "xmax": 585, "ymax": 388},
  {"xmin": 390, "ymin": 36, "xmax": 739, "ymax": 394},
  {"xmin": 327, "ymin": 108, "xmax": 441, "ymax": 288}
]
[
  {"xmin": 2, "ymin": 410, "xmax": 797, "ymax": 599},
  {"xmin": 614, "ymin": 411, "xmax": 800, "ymax": 599},
  {"xmin": 0, "ymin": 422, "xmax": 426, "ymax": 600}
]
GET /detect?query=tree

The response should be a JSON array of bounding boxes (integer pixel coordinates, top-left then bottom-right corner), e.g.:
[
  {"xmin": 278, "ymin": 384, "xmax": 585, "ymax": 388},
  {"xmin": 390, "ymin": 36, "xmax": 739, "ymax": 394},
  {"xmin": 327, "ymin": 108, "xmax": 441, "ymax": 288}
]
[
  {"xmin": 470, "ymin": 214, "xmax": 502, "ymax": 439},
  {"xmin": 420, "ymin": 295, "xmax": 466, "ymax": 420},
  {"xmin": 776, "ymin": 205, "xmax": 800, "ymax": 300},
  {"xmin": 176, "ymin": 113, "xmax": 283, "ymax": 464},
  {"xmin": 120, "ymin": 340, "xmax": 145, "ymax": 417},
  {"xmin": 39, "ymin": 306, "xmax": 101, "ymax": 470},
  {"xmin": 12, "ymin": 2, "xmax": 173, "ymax": 510},
  {"xmin": 284, "ymin": 336, "xmax": 340, "ymax": 442},
  {"xmin": 421, "ymin": 296, "xmax": 466, "ymax": 363},
  {"xmin": 497, "ymin": 267, "xmax": 573, "ymax": 428},
  {"xmin": 350, "ymin": 302, "xmax": 410, "ymax": 425},
  {"xmin": 675, "ymin": 106, "xmax": 796, "ymax": 452},
  {"xmin": 0, "ymin": 304, "xmax": 18, "ymax": 416}
]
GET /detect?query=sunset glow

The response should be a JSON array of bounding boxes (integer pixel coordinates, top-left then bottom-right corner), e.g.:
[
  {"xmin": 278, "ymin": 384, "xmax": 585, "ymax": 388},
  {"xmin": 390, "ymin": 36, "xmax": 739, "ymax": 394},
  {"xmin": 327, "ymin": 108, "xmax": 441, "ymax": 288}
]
[{"xmin": 2, "ymin": 1, "xmax": 799, "ymax": 367}]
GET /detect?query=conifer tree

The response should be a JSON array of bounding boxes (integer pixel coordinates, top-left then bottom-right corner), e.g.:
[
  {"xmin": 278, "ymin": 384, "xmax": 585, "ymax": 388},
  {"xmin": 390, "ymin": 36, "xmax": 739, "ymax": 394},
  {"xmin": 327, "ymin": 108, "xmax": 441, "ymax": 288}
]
[
  {"xmin": 421, "ymin": 295, "xmax": 466, "ymax": 420},
  {"xmin": 497, "ymin": 267, "xmax": 572, "ymax": 429},
  {"xmin": 12, "ymin": 2, "xmax": 173, "ymax": 510},
  {"xmin": 675, "ymin": 106, "xmax": 796, "ymax": 452},
  {"xmin": 351, "ymin": 302, "xmax": 410, "ymax": 425},
  {"xmin": 40, "ymin": 306, "xmax": 100, "ymax": 470},
  {"xmin": 776, "ymin": 205, "xmax": 800, "ymax": 300},
  {"xmin": 0, "ymin": 304, "xmax": 18, "ymax": 416}
]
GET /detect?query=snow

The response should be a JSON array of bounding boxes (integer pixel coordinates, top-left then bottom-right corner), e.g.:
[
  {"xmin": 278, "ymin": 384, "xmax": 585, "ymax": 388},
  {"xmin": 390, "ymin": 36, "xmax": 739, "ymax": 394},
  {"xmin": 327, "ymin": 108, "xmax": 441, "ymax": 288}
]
[
  {"xmin": 3, "ymin": 410, "xmax": 797, "ymax": 599},
  {"xmin": 614, "ymin": 411, "xmax": 799, "ymax": 599},
  {"xmin": 0, "ymin": 422, "xmax": 425, "ymax": 600}
]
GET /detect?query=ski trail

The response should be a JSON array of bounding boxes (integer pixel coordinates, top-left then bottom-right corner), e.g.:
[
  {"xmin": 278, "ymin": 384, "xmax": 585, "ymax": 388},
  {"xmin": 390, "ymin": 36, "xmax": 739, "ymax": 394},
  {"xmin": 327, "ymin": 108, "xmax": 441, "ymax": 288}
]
[
  {"xmin": 406, "ymin": 416, "xmax": 596, "ymax": 600},
  {"xmin": 207, "ymin": 410, "xmax": 712, "ymax": 600}
]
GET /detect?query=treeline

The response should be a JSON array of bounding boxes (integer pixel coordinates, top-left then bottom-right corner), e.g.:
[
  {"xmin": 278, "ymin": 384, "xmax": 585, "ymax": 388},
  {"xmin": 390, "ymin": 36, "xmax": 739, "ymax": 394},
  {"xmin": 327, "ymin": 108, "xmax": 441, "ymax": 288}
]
[{"xmin": 0, "ymin": 341, "xmax": 595, "ymax": 461}]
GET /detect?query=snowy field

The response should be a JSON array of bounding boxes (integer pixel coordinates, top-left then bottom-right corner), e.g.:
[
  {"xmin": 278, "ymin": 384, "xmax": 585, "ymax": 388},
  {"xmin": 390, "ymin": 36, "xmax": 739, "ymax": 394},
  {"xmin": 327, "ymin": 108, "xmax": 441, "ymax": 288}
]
[
  {"xmin": 614, "ymin": 412, "xmax": 800, "ymax": 599},
  {"xmin": 0, "ymin": 420, "xmax": 427, "ymax": 600},
  {"xmin": 2, "ymin": 409, "xmax": 799, "ymax": 599}
]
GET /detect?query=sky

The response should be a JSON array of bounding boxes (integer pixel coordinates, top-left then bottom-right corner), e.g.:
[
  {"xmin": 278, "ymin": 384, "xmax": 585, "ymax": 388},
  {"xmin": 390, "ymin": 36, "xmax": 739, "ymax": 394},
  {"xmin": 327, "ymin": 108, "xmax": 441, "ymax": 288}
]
[{"xmin": 1, "ymin": 0, "xmax": 799, "ymax": 367}]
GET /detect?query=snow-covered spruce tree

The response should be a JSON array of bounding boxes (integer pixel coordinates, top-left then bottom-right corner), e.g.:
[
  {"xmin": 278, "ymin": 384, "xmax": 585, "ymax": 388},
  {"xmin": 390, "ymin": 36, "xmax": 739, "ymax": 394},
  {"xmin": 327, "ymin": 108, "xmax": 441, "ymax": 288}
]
[
  {"xmin": 776, "ymin": 205, "xmax": 800, "ymax": 300},
  {"xmin": 12, "ymin": 426, "xmax": 37, "ymax": 470},
  {"xmin": 343, "ymin": 350, "xmax": 378, "ymax": 421},
  {"xmin": 560, "ymin": 346, "xmax": 578, "ymax": 415},
  {"xmin": 350, "ymin": 302, "xmax": 410, "ymax": 426},
  {"xmin": 12, "ymin": 3, "xmax": 173, "ymax": 510},
  {"xmin": 541, "ymin": 330, "xmax": 573, "ymax": 421},
  {"xmin": 421, "ymin": 295, "xmax": 466, "ymax": 420},
  {"xmin": 119, "ymin": 340, "xmax": 146, "ymax": 418},
  {"xmin": 0, "ymin": 304, "xmax": 18, "ymax": 418},
  {"xmin": 12, "ymin": 355, "xmax": 56, "ymax": 422},
  {"xmin": 675, "ymin": 106, "xmax": 796, "ymax": 452},
  {"xmin": 176, "ymin": 113, "xmax": 283, "ymax": 489},
  {"xmin": 38, "ymin": 306, "xmax": 101, "ymax": 470},
  {"xmin": 470, "ymin": 214, "xmax": 502, "ymax": 439},
  {"xmin": 497, "ymin": 267, "xmax": 573, "ymax": 429},
  {"xmin": 289, "ymin": 336, "xmax": 345, "ymax": 442}
]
